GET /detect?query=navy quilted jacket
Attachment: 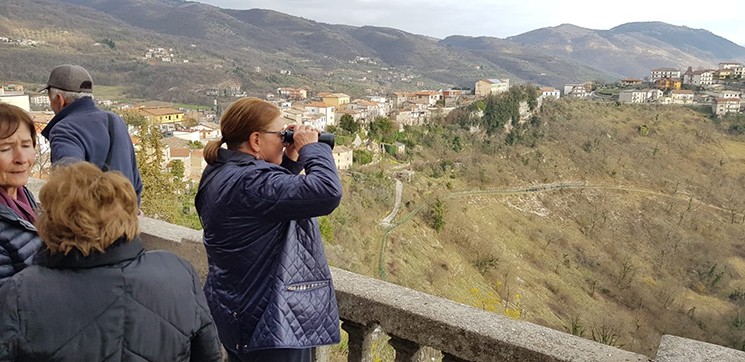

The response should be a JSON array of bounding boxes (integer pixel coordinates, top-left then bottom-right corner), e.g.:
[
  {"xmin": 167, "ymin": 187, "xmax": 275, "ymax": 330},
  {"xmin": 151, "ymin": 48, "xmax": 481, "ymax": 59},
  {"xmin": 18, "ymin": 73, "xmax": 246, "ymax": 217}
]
[
  {"xmin": 0, "ymin": 237, "xmax": 223, "ymax": 361},
  {"xmin": 41, "ymin": 97, "xmax": 143, "ymax": 206},
  {"xmin": 0, "ymin": 187, "xmax": 42, "ymax": 288},
  {"xmin": 195, "ymin": 143, "xmax": 342, "ymax": 354}
]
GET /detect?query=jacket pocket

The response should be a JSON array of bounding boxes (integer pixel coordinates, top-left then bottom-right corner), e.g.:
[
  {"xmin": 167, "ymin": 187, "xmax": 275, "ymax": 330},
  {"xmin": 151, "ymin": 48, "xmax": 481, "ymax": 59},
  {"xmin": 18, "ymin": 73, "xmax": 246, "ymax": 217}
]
[{"xmin": 283, "ymin": 279, "xmax": 335, "ymax": 336}]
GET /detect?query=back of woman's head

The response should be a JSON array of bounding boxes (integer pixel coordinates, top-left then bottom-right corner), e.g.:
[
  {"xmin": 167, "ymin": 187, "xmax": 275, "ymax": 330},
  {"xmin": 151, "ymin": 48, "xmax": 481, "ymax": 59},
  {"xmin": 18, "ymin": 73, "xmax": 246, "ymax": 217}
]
[
  {"xmin": 0, "ymin": 103, "xmax": 36, "ymax": 147},
  {"xmin": 36, "ymin": 162, "xmax": 140, "ymax": 256},
  {"xmin": 203, "ymin": 97, "xmax": 280, "ymax": 164}
]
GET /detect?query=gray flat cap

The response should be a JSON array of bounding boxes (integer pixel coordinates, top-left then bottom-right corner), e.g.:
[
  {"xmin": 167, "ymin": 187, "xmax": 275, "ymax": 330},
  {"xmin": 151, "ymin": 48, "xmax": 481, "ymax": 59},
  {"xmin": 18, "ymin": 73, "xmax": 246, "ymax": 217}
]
[{"xmin": 41, "ymin": 64, "xmax": 93, "ymax": 93}]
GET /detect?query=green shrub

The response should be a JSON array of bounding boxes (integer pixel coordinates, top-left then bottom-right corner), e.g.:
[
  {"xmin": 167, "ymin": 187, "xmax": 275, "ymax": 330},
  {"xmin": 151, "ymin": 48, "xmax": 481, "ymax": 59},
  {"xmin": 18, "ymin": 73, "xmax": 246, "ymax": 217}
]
[{"xmin": 353, "ymin": 150, "xmax": 372, "ymax": 165}]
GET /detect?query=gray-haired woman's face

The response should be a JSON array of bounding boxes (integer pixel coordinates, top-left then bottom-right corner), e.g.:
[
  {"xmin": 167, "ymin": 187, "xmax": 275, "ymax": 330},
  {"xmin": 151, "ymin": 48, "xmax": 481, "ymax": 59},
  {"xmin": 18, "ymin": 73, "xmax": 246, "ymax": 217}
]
[{"xmin": 0, "ymin": 125, "xmax": 35, "ymax": 198}]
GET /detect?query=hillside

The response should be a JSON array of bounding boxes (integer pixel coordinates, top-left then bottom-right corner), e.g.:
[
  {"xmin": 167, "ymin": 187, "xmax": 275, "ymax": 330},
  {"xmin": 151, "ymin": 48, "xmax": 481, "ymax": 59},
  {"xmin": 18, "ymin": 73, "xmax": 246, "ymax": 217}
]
[
  {"xmin": 506, "ymin": 22, "xmax": 745, "ymax": 78},
  {"xmin": 0, "ymin": 0, "xmax": 510, "ymax": 101},
  {"xmin": 3, "ymin": 1, "xmax": 743, "ymax": 103},
  {"xmin": 439, "ymin": 35, "xmax": 613, "ymax": 86},
  {"xmin": 326, "ymin": 99, "xmax": 745, "ymax": 357}
]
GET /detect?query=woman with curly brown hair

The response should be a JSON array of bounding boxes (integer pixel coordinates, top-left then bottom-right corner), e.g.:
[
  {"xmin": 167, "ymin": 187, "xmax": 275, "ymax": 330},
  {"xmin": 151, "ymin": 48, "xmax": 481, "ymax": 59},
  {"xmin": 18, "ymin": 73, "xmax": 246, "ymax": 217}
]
[{"xmin": 0, "ymin": 162, "xmax": 223, "ymax": 361}]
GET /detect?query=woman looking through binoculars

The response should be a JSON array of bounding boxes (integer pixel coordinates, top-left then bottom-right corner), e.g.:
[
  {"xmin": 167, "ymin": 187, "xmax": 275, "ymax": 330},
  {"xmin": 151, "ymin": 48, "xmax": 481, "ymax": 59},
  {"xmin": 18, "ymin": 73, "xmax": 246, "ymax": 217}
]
[{"xmin": 196, "ymin": 97, "xmax": 343, "ymax": 362}]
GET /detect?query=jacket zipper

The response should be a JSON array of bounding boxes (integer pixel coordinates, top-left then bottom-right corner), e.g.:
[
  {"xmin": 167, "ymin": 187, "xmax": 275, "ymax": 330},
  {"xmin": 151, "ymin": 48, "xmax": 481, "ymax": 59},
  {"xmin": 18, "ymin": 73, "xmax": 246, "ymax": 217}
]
[{"xmin": 286, "ymin": 280, "xmax": 329, "ymax": 291}]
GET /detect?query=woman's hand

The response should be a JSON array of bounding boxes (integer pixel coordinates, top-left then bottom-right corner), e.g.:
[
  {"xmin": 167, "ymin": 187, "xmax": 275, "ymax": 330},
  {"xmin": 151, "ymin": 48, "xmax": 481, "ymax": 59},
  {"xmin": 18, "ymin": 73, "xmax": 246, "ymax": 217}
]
[
  {"xmin": 284, "ymin": 142, "xmax": 300, "ymax": 162},
  {"xmin": 286, "ymin": 124, "xmax": 319, "ymax": 153}
]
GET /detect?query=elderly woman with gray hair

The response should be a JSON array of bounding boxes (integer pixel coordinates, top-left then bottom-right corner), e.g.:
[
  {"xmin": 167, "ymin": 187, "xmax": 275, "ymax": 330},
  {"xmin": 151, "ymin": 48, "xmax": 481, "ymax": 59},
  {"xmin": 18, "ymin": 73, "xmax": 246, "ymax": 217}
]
[
  {"xmin": 0, "ymin": 103, "xmax": 42, "ymax": 288},
  {"xmin": 0, "ymin": 162, "xmax": 222, "ymax": 361}
]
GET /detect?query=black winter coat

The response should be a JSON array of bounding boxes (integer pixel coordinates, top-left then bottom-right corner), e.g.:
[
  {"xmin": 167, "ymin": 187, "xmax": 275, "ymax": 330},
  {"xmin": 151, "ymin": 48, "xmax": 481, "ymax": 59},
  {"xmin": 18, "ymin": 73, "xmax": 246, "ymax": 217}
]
[
  {"xmin": 0, "ymin": 187, "xmax": 42, "ymax": 288},
  {"xmin": 0, "ymin": 237, "xmax": 222, "ymax": 362}
]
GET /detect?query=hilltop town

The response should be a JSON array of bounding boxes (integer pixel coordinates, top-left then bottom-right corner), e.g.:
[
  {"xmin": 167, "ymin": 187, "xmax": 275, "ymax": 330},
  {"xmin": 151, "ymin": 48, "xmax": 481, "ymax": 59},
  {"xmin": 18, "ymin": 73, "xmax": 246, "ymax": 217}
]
[{"xmin": 1, "ymin": 60, "xmax": 743, "ymax": 183}]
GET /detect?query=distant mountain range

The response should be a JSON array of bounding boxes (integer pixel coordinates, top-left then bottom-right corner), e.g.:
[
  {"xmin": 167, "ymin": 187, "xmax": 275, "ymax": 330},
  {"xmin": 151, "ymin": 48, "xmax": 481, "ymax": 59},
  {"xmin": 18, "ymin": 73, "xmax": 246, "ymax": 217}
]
[{"xmin": 1, "ymin": 0, "xmax": 743, "ymax": 103}]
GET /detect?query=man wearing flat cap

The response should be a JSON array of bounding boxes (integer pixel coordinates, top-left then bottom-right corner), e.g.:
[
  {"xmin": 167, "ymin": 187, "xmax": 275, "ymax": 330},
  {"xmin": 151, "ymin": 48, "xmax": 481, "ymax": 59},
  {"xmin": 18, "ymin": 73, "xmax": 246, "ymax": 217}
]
[{"xmin": 41, "ymin": 64, "xmax": 142, "ymax": 205}]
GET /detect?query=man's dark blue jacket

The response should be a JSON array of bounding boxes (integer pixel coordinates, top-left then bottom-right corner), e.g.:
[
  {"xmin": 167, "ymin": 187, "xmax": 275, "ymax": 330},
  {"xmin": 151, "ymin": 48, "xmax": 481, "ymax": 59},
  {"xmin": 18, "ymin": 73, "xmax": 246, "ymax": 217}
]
[
  {"xmin": 195, "ymin": 143, "xmax": 342, "ymax": 354},
  {"xmin": 41, "ymin": 97, "xmax": 143, "ymax": 204}
]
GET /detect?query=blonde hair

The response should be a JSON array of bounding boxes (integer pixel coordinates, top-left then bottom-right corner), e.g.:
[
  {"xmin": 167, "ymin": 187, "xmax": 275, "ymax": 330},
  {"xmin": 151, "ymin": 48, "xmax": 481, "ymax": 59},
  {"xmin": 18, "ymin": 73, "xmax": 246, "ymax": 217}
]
[
  {"xmin": 36, "ymin": 162, "xmax": 140, "ymax": 256},
  {"xmin": 204, "ymin": 97, "xmax": 280, "ymax": 164}
]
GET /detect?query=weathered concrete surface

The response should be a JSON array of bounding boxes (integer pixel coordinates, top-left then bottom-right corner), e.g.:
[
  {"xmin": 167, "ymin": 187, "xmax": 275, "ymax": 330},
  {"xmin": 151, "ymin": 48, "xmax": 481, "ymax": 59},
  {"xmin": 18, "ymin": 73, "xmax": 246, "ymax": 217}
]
[
  {"xmin": 655, "ymin": 335, "xmax": 745, "ymax": 362},
  {"xmin": 331, "ymin": 267, "xmax": 650, "ymax": 362},
  {"xmin": 138, "ymin": 218, "xmax": 209, "ymax": 282}
]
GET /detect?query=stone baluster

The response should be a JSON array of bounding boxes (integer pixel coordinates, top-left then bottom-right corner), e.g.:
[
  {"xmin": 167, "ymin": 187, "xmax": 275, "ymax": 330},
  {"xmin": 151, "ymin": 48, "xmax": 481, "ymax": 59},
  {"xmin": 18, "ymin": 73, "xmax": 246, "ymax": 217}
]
[
  {"xmin": 388, "ymin": 335, "xmax": 425, "ymax": 362},
  {"xmin": 312, "ymin": 345, "xmax": 331, "ymax": 362},
  {"xmin": 341, "ymin": 321, "xmax": 377, "ymax": 362}
]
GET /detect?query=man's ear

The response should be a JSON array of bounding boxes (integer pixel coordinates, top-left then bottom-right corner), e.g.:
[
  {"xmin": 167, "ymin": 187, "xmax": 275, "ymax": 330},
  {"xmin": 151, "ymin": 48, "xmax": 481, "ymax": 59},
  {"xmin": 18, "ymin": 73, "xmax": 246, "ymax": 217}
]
[{"xmin": 51, "ymin": 92, "xmax": 65, "ymax": 107}]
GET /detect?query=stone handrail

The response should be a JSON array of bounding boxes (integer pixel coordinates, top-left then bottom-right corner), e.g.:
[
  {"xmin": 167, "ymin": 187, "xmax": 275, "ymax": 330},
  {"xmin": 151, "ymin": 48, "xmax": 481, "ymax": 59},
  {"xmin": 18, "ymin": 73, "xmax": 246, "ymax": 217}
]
[
  {"xmin": 131, "ymin": 215, "xmax": 745, "ymax": 362},
  {"xmin": 332, "ymin": 266, "xmax": 648, "ymax": 362}
]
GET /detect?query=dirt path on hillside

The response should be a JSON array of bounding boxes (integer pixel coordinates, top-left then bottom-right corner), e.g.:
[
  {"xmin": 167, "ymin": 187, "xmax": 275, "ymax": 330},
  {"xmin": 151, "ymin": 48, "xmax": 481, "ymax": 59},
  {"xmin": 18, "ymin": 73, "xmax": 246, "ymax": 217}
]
[{"xmin": 380, "ymin": 180, "xmax": 403, "ymax": 227}]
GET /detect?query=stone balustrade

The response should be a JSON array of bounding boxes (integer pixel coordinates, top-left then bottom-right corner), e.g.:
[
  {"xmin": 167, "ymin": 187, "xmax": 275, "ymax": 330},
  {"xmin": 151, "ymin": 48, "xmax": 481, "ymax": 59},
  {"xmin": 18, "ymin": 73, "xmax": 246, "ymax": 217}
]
[{"xmin": 23, "ymin": 178, "xmax": 745, "ymax": 361}]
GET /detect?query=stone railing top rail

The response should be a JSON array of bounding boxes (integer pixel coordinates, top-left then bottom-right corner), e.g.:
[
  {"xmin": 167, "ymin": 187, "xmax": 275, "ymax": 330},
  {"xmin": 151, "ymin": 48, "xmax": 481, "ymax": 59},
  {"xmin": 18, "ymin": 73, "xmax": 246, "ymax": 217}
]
[{"xmin": 332, "ymin": 266, "xmax": 648, "ymax": 362}]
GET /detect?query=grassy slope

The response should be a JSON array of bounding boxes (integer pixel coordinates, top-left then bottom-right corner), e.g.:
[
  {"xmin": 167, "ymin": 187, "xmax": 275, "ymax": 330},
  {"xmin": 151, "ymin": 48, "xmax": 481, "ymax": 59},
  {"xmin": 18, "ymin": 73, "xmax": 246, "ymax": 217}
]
[{"xmin": 326, "ymin": 99, "xmax": 745, "ymax": 357}]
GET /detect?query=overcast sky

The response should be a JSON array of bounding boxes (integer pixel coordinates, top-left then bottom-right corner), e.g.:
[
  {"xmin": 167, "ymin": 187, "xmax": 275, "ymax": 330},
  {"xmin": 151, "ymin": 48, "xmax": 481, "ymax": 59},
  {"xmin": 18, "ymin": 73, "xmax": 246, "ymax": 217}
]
[{"xmin": 193, "ymin": 0, "xmax": 745, "ymax": 46}]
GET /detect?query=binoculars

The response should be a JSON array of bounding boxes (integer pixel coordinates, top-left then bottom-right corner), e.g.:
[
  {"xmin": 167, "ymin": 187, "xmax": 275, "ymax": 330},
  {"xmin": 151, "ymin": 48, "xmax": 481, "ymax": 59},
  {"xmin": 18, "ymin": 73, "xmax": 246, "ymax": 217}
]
[{"xmin": 281, "ymin": 130, "xmax": 335, "ymax": 149}]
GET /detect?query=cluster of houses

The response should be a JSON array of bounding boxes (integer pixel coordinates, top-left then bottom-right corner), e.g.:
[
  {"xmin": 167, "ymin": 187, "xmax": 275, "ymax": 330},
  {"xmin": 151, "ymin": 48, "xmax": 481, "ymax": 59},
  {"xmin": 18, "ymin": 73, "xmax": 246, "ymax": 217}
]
[
  {"xmin": 617, "ymin": 62, "xmax": 744, "ymax": 115},
  {"xmin": 143, "ymin": 47, "xmax": 190, "ymax": 63},
  {"xmin": 2, "ymin": 86, "xmax": 362, "ymax": 181},
  {"xmin": 0, "ymin": 36, "xmax": 42, "ymax": 47},
  {"xmin": 206, "ymin": 83, "xmax": 246, "ymax": 98},
  {"xmin": 3, "ymin": 62, "xmax": 743, "ymax": 181}
]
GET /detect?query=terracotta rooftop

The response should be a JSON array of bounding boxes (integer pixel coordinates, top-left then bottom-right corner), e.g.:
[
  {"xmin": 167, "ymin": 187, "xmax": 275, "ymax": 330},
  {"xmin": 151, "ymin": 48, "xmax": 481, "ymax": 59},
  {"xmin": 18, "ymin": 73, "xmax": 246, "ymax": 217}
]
[
  {"xmin": 33, "ymin": 123, "xmax": 46, "ymax": 134},
  {"xmin": 324, "ymin": 93, "xmax": 349, "ymax": 98},
  {"xmin": 200, "ymin": 122, "xmax": 220, "ymax": 130},
  {"xmin": 305, "ymin": 102, "xmax": 334, "ymax": 108},
  {"xmin": 169, "ymin": 147, "xmax": 191, "ymax": 158},
  {"xmin": 161, "ymin": 137, "xmax": 190, "ymax": 149}
]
